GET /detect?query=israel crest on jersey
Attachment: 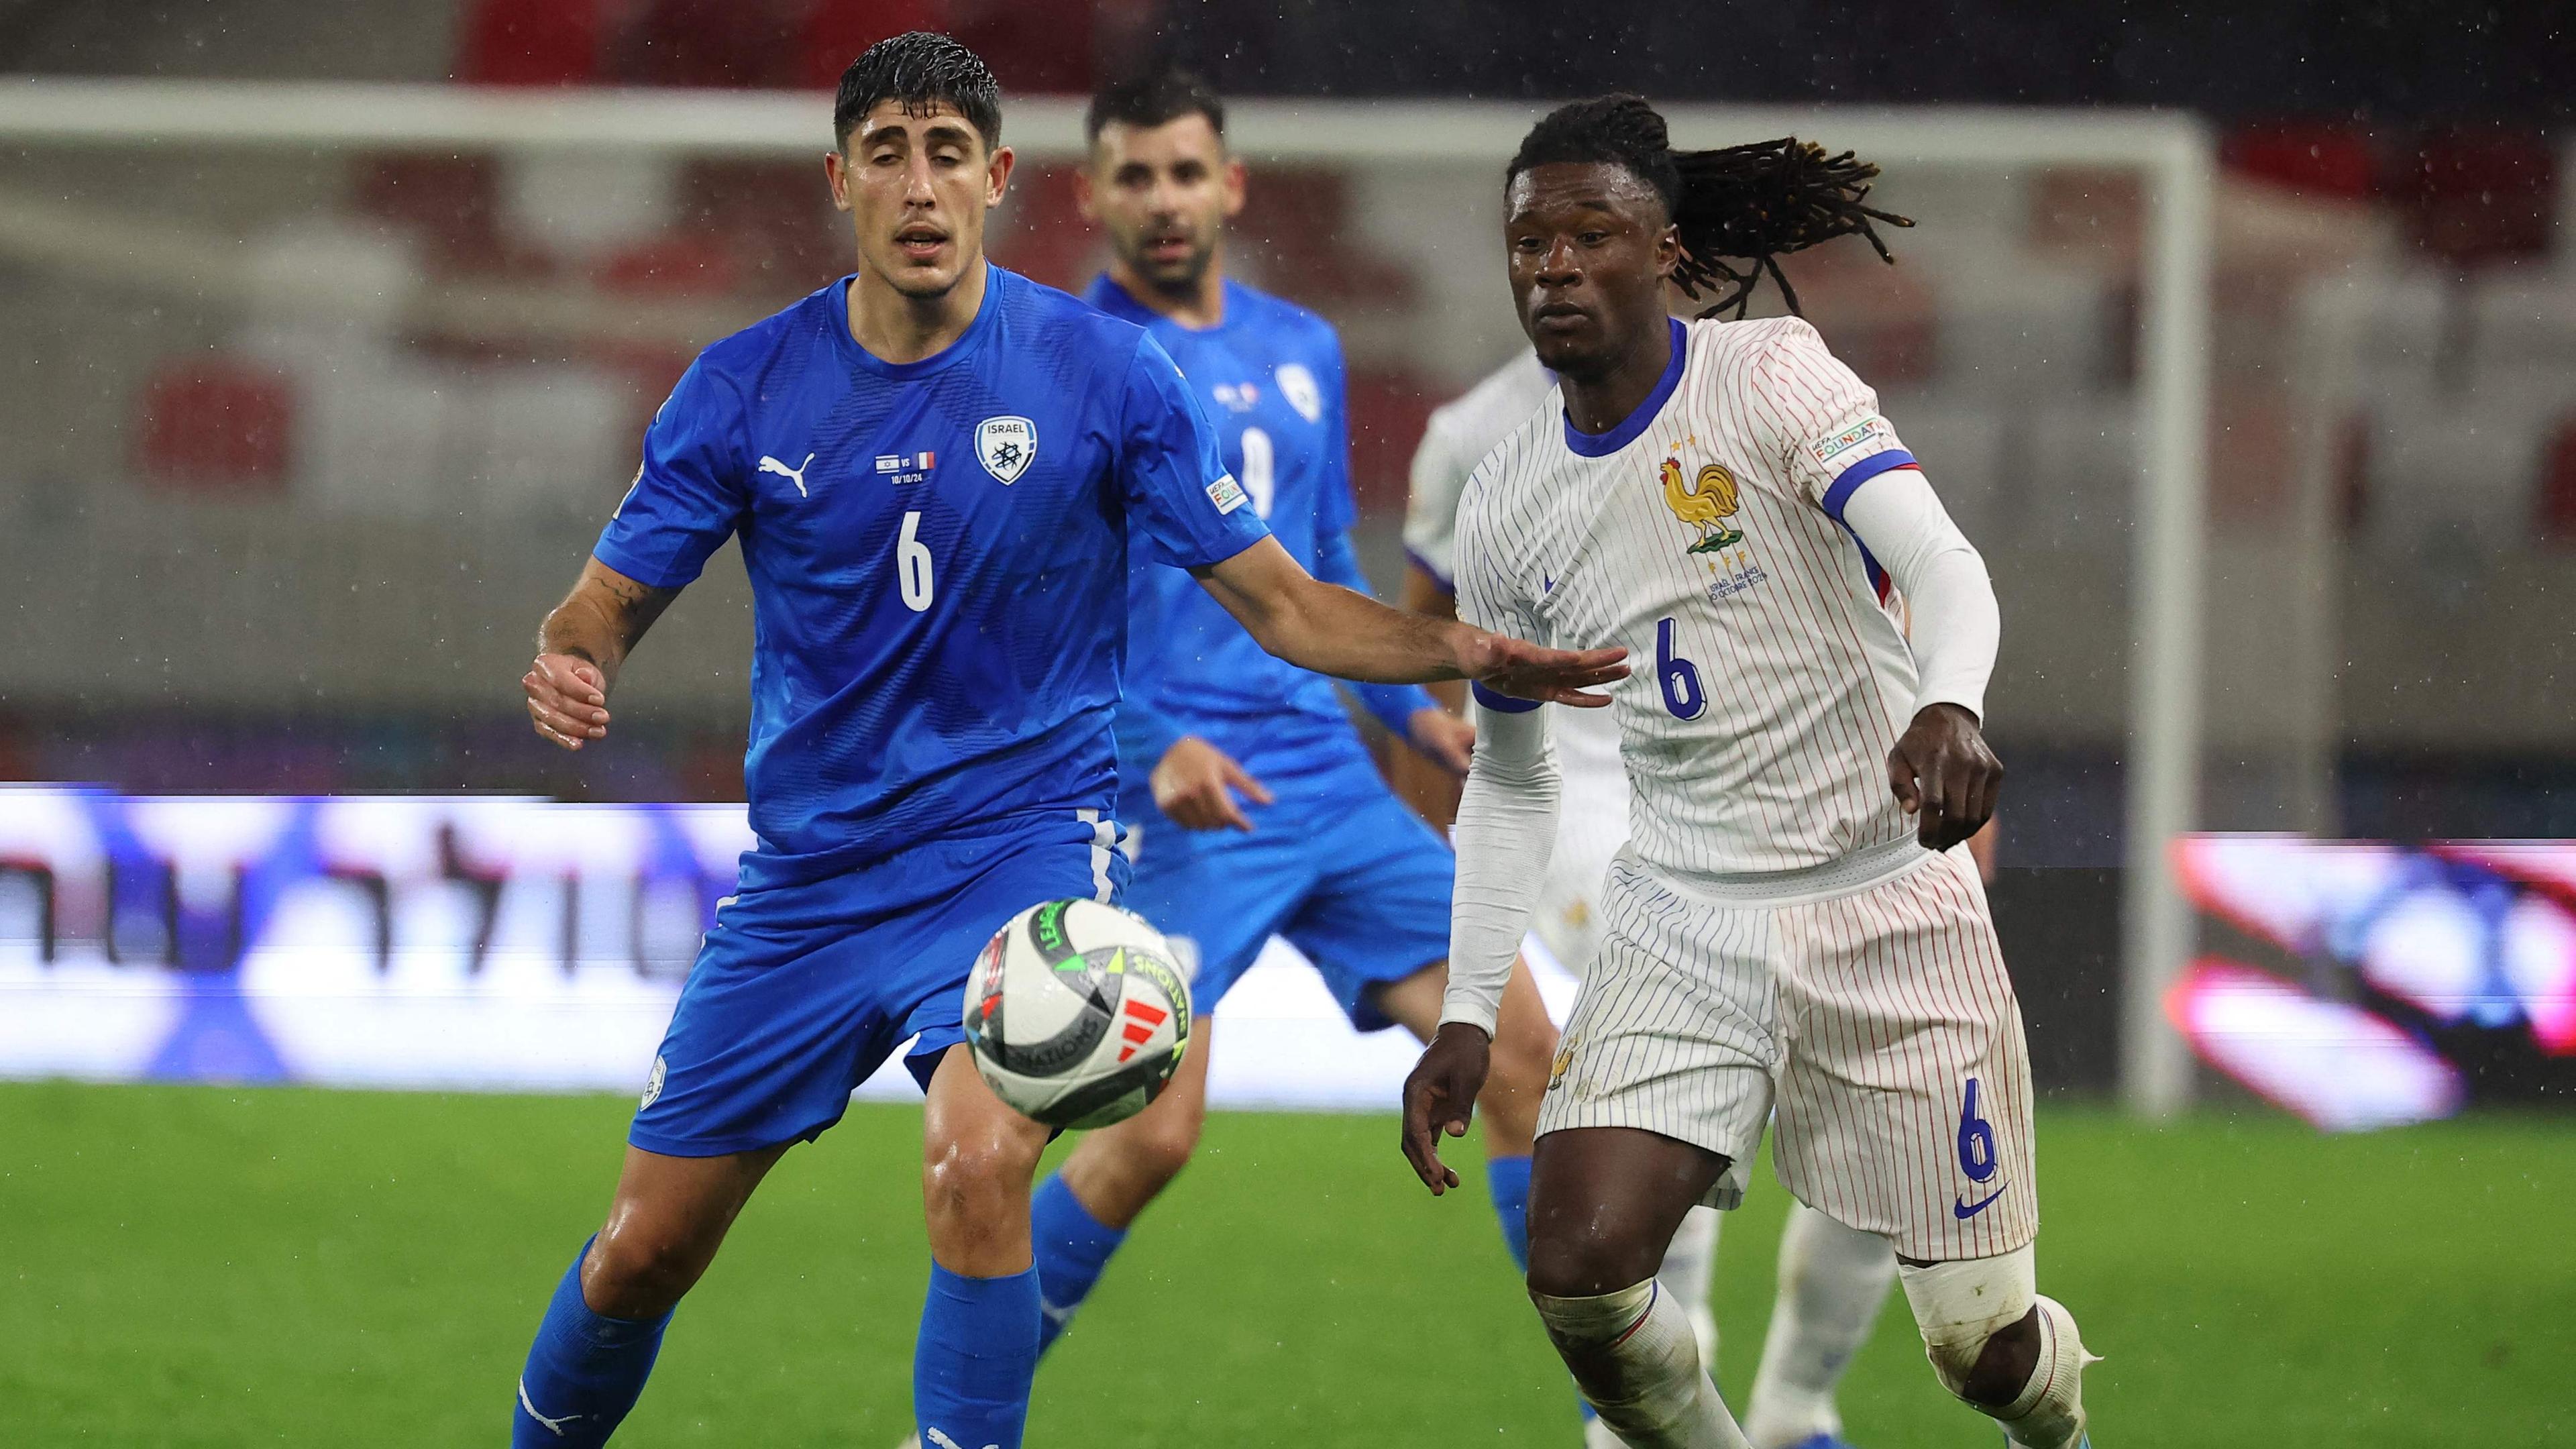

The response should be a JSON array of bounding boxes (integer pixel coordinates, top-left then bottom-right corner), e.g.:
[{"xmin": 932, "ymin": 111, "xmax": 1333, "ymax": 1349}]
[
  {"xmin": 976, "ymin": 415, "xmax": 1038, "ymax": 484},
  {"xmin": 1275, "ymin": 364, "xmax": 1323, "ymax": 423}
]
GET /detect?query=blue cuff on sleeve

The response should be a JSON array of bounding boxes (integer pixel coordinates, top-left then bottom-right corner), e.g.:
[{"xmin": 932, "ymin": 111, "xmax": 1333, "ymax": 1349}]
[
  {"xmin": 1470, "ymin": 681, "xmax": 1542, "ymax": 714},
  {"xmin": 588, "ymin": 539, "xmax": 698, "ymax": 592},
  {"xmin": 1818, "ymin": 449, "xmax": 1919, "ymax": 520}
]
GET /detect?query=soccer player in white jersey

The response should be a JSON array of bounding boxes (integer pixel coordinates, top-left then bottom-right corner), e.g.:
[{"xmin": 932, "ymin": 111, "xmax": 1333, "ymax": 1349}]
[
  {"xmin": 1407, "ymin": 353, "xmax": 1902, "ymax": 1449},
  {"xmin": 1399, "ymin": 96, "xmax": 2098, "ymax": 1449}
]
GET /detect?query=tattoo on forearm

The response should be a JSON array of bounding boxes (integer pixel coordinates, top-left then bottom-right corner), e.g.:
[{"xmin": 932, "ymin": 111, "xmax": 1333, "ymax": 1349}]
[{"xmin": 537, "ymin": 568, "xmax": 678, "ymax": 678}]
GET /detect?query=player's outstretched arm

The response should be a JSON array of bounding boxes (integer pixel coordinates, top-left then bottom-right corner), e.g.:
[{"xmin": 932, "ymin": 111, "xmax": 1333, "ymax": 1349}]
[
  {"xmin": 522, "ymin": 558, "xmax": 680, "ymax": 751},
  {"xmin": 1193, "ymin": 536, "xmax": 1627, "ymax": 704}
]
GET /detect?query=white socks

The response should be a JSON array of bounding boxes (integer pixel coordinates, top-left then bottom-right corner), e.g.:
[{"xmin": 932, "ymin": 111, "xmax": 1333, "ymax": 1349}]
[
  {"xmin": 1656, "ymin": 1205, "xmax": 1722, "ymax": 1370},
  {"xmin": 1531, "ymin": 1279, "xmax": 1752, "ymax": 1449},
  {"xmin": 1743, "ymin": 1202, "xmax": 1898, "ymax": 1448},
  {"xmin": 1898, "ymin": 1246, "xmax": 2098, "ymax": 1449}
]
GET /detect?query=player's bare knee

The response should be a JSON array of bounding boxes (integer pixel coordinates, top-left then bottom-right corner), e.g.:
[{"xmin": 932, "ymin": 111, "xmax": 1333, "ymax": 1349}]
[
  {"xmin": 1525, "ymin": 1214, "xmax": 1664, "ymax": 1299},
  {"xmin": 585, "ymin": 1218, "xmax": 714, "ymax": 1318},
  {"xmin": 922, "ymin": 1126, "xmax": 1044, "ymax": 1228},
  {"xmin": 1953, "ymin": 1306, "xmax": 2041, "ymax": 1405}
]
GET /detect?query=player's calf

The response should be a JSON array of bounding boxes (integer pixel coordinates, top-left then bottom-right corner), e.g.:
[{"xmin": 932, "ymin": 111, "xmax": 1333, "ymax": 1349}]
[{"xmin": 1897, "ymin": 1246, "xmax": 2098, "ymax": 1449}]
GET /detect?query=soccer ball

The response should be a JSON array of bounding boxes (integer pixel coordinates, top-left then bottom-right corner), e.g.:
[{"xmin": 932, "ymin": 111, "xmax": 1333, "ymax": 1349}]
[{"xmin": 962, "ymin": 898, "xmax": 1191, "ymax": 1130}]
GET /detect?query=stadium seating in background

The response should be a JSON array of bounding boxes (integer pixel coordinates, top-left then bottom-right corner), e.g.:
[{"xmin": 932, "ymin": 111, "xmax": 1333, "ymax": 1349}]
[
  {"xmin": 987, "ymin": 164, "xmax": 1102, "ymax": 293},
  {"xmin": 2539, "ymin": 419, "xmax": 2576, "ymax": 546},
  {"xmin": 2466, "ymin": 269, "xmax": 2576, "ymax": 417},
  {"xmin": 1877, "ymin": 391, "xmax": 2008, "ymax": 544},
  {"xmin": 455, "ymin": 0, "xmax": 610, "ymax": 86},
  {"xmin": 2224, "ymin": 121, "xmax": 2380, "ymax": 202},
  {"xmin": 133, "ymin": 361, "xmax": 295, "ymax": 494},
  {"xmin": 2362, "ymin": 399, "xmax": 2548, "ymax": 556},
  {"xmin": 2398, "ymin": 129, "xmax": 2557, "ymax": 268},
  {"xmin": 1344, "ymin": 368, "xmax": 1436, "ymax": 516}
]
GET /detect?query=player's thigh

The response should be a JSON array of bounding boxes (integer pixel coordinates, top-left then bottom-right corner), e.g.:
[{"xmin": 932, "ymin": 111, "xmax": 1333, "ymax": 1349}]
[
  {"xmin": 1772, "ymin": 847, "xmax": 2038, "ymax": 1264},
  {"xmin": 1537, "ymin": 855, "xmax": 1780, "ymax": 1211},
  {"xmin": 1121, "ymin": 820, "xmax": 1309, "ymax": 1016},
  {"xmin": 1526, "ymin": 1126, "xmax": 1733, "ymax": 1297},
  {"xmin": 1283, "ymin": 791, "xmax": 1456, "ymax": 1033}
]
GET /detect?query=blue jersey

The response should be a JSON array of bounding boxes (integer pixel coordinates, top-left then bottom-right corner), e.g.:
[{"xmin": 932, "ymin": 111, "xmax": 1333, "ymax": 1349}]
[
  {"xmin": 594, "ymin": 266, "xmax": 1269, "ymax": 883},
  {"xmin": 1083, "ymin": 276, "xmax": 1434, "ymax": 808}
]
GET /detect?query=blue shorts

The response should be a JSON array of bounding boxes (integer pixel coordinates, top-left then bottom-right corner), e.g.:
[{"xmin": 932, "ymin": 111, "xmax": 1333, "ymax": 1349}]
[
  {"xmin": 1122, "ymin": 785, "xmax": 1452, "ymax": 1033},
  {"xmin": 630, "ymin": 813, "xmax": 1126, "ymax": 1158}
]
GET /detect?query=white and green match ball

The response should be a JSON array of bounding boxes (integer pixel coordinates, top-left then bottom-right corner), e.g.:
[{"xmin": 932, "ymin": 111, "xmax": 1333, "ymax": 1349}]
[{"xmin": 962, "ymin": 898, "xmax": 1191, "ymax": 1130}]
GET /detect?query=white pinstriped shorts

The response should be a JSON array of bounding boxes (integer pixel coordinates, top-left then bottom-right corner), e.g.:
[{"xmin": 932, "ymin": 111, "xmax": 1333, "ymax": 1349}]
[{"xmin": 1535, "ymin": 838, "xmax": 2039, "ymax": 1263}]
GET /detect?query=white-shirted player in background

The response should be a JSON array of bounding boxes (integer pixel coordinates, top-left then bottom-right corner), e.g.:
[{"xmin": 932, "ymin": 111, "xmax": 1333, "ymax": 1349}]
[
  {"xmin": 1406, "ymin": 352, "xmax": 1901, "ymax": 1449},
  {"xmin": 1400, "ymin": 96, "xmax": 2096, "ymax": 1449}
]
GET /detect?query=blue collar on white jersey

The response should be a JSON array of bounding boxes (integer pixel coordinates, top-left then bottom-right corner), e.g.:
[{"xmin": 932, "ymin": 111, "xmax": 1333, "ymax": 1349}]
[{"xmin": 1561, "ymin": 315, "xmax": 1686, "ymax": 459}]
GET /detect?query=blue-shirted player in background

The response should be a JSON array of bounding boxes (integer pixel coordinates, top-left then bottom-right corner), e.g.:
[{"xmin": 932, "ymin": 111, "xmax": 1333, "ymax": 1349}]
[
  {"xmin": 510, "ymin": 34, "xmax": 1626, "ymax": 1449},
  {"xmin": 1009, "ymin": 70, "xmax": 1574, "ymax": 1389}
]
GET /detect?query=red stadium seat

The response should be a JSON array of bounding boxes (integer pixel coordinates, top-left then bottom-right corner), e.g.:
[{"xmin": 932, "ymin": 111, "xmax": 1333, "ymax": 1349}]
[
  {"xmin": 987, "ymin": 164, "xmax": 1101, "ymax": 293},
  {"xmin": 610, "ymin": 0, "xmax": 803, "ymax": 89},
  {"xmin": 455, "ymin": 0, "xmax": 608, "ymax": 86},
  {"xmin": 2223, "ymin": 122, "xmax": 2379, "ymax": 201},
  {"xmin": 1344, "ymin": 368, "xmax": 1436, "ymax": 517},
  {"xmin": 2396, "ymin": 129, "xmax": 2557, "ymax": 266},
  {"xmin": 134, "ymin": 360, "xmax": 295, "ymax": 494},
  {"xmin": 2538, "ymin": 415, "xmax": 2576, "ymax": 545},
  {"xmin": 350, "ymin": 155, "xmax": 553, "ymax": 280},
  {"xmin": 798, "ymin": 0, "xmax": 951, "ymax": 91}
]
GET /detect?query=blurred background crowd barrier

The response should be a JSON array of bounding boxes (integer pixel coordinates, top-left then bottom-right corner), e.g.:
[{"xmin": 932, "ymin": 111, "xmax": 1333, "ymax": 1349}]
[{"xmin": 1, "ymin": 0, "xmax": 2569, "ymax": 1125}]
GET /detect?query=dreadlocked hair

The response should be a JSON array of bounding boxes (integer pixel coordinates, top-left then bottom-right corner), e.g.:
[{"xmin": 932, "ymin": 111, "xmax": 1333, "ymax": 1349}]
[{"xmin": 1507, "ymin": 95, "xmax": 1913, "ymax": 319}]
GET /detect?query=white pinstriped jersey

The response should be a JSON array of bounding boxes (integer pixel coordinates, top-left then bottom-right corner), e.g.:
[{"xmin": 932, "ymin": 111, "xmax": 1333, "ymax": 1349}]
[{"xmin": 1454, "ymin": 315, "xmax": 1928, "ymax": 878}]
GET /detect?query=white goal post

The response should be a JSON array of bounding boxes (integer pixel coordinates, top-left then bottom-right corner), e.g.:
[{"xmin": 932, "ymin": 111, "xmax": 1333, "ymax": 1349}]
[{"xmin": 0, "ymin": 79, "xmax": 2215, "ymax": 1116}]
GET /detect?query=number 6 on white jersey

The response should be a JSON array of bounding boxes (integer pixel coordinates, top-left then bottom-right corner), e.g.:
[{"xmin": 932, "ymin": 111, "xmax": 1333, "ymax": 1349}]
[{"xmin": 897, "ymin": 510, "xmax": 934, "ymax": 612}]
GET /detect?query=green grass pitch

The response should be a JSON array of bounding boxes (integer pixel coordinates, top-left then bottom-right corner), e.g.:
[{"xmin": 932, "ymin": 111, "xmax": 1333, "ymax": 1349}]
[{"xmin": 2, "ymin": 1081, "xmax": 2567, "ymax": 1446}]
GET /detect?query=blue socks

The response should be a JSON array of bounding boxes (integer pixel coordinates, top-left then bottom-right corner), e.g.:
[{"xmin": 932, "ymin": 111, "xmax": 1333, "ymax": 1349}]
[
  {"xmin": 511, "ymin": 1237, "xmax": 672, "ymax": 1448},
  {"xmin": 1028, "ymin": 1173, "xmax": 1129, "ymax": 1355},
  {"xmin": 915, "ymin": 1263, "xmax": 1042, "ymax": 1449},
  {"xmin": 1487, "ymin": 1154, "xmax": 1597, "ymax": 1426},
  {"xmin": 1487, "ymin": 1154, "xmax": 1534, "ymax": 1274}
]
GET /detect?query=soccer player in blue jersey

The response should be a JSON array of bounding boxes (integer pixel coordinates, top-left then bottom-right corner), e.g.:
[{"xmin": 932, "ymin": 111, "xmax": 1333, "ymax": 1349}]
[
  {"xmin": 507, "ymin": 34, "xmax": 1624, "ymax": 1449},
  {"xmin": 1007, "ymin": 65, "xmax": 1573, "ymax": 1393}
]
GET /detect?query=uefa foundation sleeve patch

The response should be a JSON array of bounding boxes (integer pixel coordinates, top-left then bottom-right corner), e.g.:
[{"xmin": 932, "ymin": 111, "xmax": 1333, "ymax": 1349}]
[
  {"xmin": 1807, "ymin": 415, "xmax": 1895, "ymax": 471},
  {"xmin": 1205, "ymin": 472, "xmax": 1250, "ymax": 515}
]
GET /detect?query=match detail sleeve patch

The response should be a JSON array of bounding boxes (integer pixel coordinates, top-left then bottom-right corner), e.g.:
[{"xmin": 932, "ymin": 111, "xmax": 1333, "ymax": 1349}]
[{"xmin": 1205, "ymin": 473, "xmax": 1250, "ymax": 515}]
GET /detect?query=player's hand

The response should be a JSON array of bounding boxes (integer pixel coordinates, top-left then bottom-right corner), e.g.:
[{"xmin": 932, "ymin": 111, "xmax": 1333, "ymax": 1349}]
[
  {"xmin": 1152, "ymin": 736, "xmax": 1273, "ymax": 832},
  {"xmin": 1400, "ymin": 1022, "xmax": 1492, "ymax": 1195},
  {"xmin": 1460, "ymin": 629, "xmax": 1629, "ymax": 708},
  {"xmin": 523, "ymin": 653, "xmax": 610, "ymax": 751},
  {"xmin": 1405, "ymin": 707, "xmax": 1476, "ymax": 778},
  {"xmin": 1887, "ymin": 702, "xmax": 2002, "ymax": 852}
]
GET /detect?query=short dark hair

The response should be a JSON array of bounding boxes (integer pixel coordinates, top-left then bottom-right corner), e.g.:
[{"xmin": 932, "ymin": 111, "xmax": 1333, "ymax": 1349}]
[
  {"xmin": 834, "ymin": 32, "xmax": 1002, "ymax": 152},
  {"xmin": 1506, "ymin": 93, "xmax": 1913, "ymax": 319},
  {"xmin": 1085, "ymin": 68, "xmax": 1226, "ymax": 146}
]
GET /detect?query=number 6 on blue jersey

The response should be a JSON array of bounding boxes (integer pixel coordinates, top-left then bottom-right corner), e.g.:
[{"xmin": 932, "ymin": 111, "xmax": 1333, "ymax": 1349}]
[{"xmin": 897, "ymin": 510, "xmax": 934, "ymax": 612}]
